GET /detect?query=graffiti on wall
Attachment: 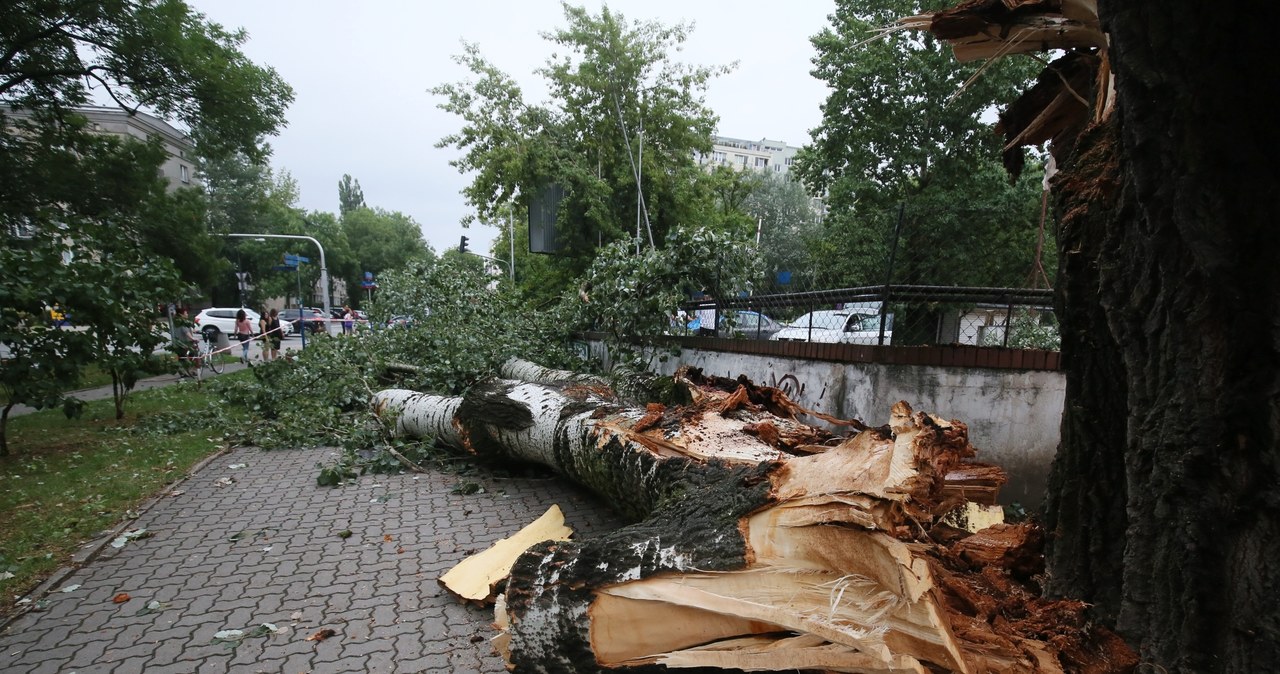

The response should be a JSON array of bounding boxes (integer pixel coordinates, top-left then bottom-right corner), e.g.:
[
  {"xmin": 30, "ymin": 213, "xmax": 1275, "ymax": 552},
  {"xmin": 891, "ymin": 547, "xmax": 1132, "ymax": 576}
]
[{"xmin": 767, "ymin": 372, "xmax": 826, "ymax": 402}]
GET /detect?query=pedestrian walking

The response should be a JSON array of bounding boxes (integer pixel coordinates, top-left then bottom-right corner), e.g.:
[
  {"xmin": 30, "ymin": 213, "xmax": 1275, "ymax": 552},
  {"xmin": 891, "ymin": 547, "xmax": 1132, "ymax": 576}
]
[
  {"xmin": 234, "ymin": 309, "xmax": 253, "ymax": 363},
  {"xmin": 265, "ymin": 309, "xmax": 283, "ymax": 361},
  {"xmin": 342, "ymin": 305, "xmax": 354, "ymax": 335},
  {"xmin": 257, "ymin": 307, "xmax": 270, "ymax": 361}
]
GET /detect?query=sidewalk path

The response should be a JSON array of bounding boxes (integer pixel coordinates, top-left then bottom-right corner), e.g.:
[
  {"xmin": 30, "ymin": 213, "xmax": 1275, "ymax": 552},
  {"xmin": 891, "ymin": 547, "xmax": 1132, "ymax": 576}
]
[
  {"xmin": 6, "ymin": 336, "xmax": 289, "ymax": 418},
  {"xmin": 0, "ymin": 445, "xmax": 625, "ymax": 672}
]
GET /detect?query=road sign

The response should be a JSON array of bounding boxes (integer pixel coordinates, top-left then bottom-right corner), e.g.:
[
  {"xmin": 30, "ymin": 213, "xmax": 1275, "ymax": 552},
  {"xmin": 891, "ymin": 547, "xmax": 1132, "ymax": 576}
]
[
  {"xmin": 284, "ymin": 253, "xmax": 310, "ymax": 265},
  {"xmin": 272, "ymin": 264, "xmax": 295, "ymax": 271}
]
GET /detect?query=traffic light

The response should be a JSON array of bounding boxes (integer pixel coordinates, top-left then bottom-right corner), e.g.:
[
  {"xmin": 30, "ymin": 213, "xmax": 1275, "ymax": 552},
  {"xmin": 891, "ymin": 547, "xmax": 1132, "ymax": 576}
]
[{"xmin": 459, "ymin": 235, "xmax": 469, "ymax": 254}]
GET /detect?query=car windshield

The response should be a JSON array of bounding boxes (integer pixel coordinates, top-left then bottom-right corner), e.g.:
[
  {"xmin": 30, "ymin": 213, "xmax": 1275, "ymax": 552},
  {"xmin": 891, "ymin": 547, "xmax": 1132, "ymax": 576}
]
[{"xmin": 788, "ymin": 311, "xmax": 849, "ymax": 330}]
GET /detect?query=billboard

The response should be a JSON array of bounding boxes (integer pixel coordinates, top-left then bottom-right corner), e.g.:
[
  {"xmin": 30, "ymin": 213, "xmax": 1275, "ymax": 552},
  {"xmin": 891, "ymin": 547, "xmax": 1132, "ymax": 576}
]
[{"xmin": 528, "ymin": 183, "xmax": 565, "ymax": 254}]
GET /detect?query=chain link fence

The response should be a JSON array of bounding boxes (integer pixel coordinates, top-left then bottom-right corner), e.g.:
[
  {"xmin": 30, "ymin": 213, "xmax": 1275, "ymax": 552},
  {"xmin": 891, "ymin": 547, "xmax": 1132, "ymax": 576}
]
[
  {"xmin": 679, "ymin": 194, "xmax": 1059, "ymax": 349},
  {"xmin": 675, "ymin": 285, "xmax": 1059, "ymax": 350}
]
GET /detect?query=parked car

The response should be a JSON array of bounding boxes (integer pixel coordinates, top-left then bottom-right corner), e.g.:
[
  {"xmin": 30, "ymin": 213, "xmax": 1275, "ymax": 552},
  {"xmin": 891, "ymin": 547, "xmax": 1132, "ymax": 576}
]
[
  {"xmin": 717, "ymin": 310, "xmax": 784, "ymax": 340},
  {"xmin": 770, "ymin": 309, "xmax": 893, "ymax": 345},
  {"xmin": 330, "ymin": 307, "xmax": 369, "ymax": 328},
  {"xmin": 193, "ymin": 307, "xmax": 262, "ymax": 340},
  {"xmin": 280, "ymin": 307, "xmax": 327, "ymax": 334},
  {"xmin": 328, "ymin": 307, "xmax": 366, "ymax": 320},
  {"xmin": 385, "ymin": 314, "xmax": 414, "ymax": 328}
]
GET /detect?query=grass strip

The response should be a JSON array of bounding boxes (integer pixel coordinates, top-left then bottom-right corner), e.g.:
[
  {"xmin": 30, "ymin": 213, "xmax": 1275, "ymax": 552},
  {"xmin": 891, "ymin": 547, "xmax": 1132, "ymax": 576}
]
[{"xmin": 0, "ymin": 374, "xmax": 247, "ymax": 609}]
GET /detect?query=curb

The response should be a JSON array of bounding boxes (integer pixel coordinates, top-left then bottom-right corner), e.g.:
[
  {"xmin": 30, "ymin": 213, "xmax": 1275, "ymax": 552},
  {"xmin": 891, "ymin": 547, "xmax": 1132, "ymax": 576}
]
[{"xmin": 0, "ymin": 444, "xmax": 238, "ymax": 631}]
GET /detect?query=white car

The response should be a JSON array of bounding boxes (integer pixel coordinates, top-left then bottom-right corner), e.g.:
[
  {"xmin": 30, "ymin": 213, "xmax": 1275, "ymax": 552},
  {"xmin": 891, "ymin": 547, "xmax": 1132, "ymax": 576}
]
[
  {"xmin": 192, "ymin": 307, "xmax": 292, "ymax": 339},
  {"xmin": 770, "ymin": 309, "xmax": 893, "ymax": 345}
]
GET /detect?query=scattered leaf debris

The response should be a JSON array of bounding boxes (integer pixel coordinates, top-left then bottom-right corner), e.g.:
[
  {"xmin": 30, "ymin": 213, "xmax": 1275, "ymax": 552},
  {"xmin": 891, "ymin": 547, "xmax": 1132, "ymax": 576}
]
[
  {"xmin": 110, "ymin": 528, "xmax": 153, "ymax": 549},
  {"xmin": 136, "ymin": 600, "xmax": 169, "ymax": 615},
  {"xmin": 451, "ymin": 481, "xmax": 482, "ymax": 496},
  {"xmin": 112, "ymin": 593, "xmax": 130, "ymax": 604},
  {"xmin": 305, "ymin": 628, "xmax": 337, "ymax": 642}
]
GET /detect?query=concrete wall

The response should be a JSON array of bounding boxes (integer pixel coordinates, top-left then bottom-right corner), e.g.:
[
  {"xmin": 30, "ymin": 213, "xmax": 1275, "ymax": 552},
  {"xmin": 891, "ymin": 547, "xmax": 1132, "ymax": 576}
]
[{"xmin": 590, "ymin": 340, "xmax": 1064, "ymax": 508}]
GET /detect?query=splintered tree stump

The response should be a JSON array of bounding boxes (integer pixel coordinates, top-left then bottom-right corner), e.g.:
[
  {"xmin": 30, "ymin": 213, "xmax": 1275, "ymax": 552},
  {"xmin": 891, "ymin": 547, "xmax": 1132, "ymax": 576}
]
[{"xmin": 374, "ymin": 367, "xmax": 1134, "ymax": 674}]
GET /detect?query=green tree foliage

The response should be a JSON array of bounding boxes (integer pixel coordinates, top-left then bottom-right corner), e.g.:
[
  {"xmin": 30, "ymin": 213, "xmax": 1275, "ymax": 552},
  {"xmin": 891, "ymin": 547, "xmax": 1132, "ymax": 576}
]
[
  {"xmin": 373, "ymin": 257, "xmax": 576, "ymax": 393},
  {"xmin": 742, "ymin": 172, "xmax": 824, "ymax": 291},
  {"xmin": 337, "ymin": 174, "xmax": 365, "ymax": 216},
  {"xmin": 579, "ymin": 225, "xmax": 762, "ymax": 362},
  {"xmin": 0, "ymin": 228, "xmax": 92, "ymax": 455},
  {"xmin": 214, "ymin": 255, "xmax": 582, "ymax": 482},
  {"xmin": 136, "ymin": 185, "xmax": 224, "ymax": 289},
  {"xmin": 199, "ymin": 155, "xmax": 355, "ymax": 308},
  {"xmin": 1, "ymin": 0, "xmax": 293, "ymax": 449},
  {"xmin": 795, "ymin": 0, "xmax": 1048, "ymax": 290},
  {"xmin": 699, "ymin": 165, "xmax": 763, "ymax": 235},
  {"xmin": 0, "ymin": 0, "xmax": 292, "ymax": 162},
  {"xmin": 485, "ymin": 204, "xmax": 582, "ymax": 306},
  {"xmin": 302, "ymin": 210, "xmax": 357, "ymax": 307},
  {"xmin": 432, "ymin": 3, "xmax": 731, "ymax": 277},
  {"xmin": 340, "ymin": 207, "xmax": 433, "ymax": 304}
]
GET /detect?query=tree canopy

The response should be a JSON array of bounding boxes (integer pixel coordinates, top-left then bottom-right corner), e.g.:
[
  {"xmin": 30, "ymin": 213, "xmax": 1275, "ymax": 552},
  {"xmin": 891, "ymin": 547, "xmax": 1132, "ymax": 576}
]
[
  {"xmin": 1, "ymin": 0, "xmax": 293, "ymax": 447},
  {"xmin": 795, "ymin": 0, "xmax": 1047, "ymax": 289},
  {"xmin": 338, "ymin": 173, "xmax": 365, "ymax": 216},
  {"xmin": 340, "ymin": 206, "xmax": 433, "ymax": 301},
  {"xmin": 432, "ymin": 3, "xmax": 732, "ymax": 276},
  {"xmin": 1, "ymin": 0, "xmax": 292, "ymax": 161}
]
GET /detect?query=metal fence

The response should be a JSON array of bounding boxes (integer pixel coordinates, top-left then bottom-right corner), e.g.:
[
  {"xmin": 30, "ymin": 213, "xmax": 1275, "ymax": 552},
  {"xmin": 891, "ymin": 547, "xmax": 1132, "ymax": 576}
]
[{"xmin": 675, "ymin": 285, "xmax": 1059, "ymax": 350}]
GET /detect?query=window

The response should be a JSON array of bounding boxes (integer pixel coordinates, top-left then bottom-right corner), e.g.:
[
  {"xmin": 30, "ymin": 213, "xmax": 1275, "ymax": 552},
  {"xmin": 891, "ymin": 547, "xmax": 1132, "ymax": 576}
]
[
  {"xmin": 180, "ymin": 165, "xmax": 190, "ymax": 183},
  {"xmin": 8, "ymin": 217, "xmax": 36, "ymax": 239},
  {"xmin": 736, "ymin": 154, "xmax": 747, "ymax": 165},
  {"xmin": 755, "ymin": 157, "xmax": 768, "ymax": 167}
]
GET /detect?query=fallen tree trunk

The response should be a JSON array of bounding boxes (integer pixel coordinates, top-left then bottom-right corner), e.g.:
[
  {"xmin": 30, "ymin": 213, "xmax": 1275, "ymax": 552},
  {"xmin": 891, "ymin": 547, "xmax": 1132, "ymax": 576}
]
[{"xmin": 374, "ymin": 369, "xmax": 1134, "ymax": 673}]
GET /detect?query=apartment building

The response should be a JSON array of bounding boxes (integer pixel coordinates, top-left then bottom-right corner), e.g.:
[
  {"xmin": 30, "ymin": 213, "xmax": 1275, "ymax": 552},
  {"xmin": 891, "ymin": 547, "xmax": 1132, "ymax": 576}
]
[
  {"xmin": 696, "ymin": 135, "xmax": 800, "ymax": 175},
  {"xmin": 75, "ymin": 105, "xmax": 198, "ymax": 190},
  {"xmin": 4, "ymin": 104, "xmax": 198, "ymax": 190}
]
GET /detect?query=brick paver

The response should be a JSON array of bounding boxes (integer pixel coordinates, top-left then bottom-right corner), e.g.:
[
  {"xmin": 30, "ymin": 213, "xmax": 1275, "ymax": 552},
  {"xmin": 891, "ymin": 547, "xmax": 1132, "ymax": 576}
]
[{"xmin": 0, "ymin": 446, "xmax": 626, "ymax": 673}]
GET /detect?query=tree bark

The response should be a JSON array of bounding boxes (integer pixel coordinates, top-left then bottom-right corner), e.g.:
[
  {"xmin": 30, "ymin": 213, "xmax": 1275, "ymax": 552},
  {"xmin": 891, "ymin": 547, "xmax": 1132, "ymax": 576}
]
[
  {"xmin": 376, "ymin": 371, "xmax": 1133, "ymax": 673},
  {"xmin": 1042, "ymin": 120, "xmax": 1130, "ymax": 626},
  {"xmin": 900, "ymin": 3, "xmax": 1280, "ymax": 669},
  {"xmin": 1044, "ymin": 4, "xmax": 1280, "ymax": 671}
]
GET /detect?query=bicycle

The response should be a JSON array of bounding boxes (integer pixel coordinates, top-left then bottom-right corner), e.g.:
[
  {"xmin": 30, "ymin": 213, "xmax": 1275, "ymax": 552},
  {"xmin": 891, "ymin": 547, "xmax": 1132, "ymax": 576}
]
[{"xmin": 176, "ymin": 336, "xmax": 224, "ymax": 380}]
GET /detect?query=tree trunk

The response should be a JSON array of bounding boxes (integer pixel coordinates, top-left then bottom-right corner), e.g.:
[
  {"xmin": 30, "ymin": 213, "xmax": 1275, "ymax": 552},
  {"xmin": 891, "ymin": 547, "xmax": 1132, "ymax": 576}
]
[
  {"xmin": 1034, "ymin": 3, "xmax": 1280, "ymax": 670},
  {"xmin": 899, "ymin": 3, "xmax": 1280, "ymax": 669},
  {"xmin": 375, "ymin": 370, "xmax": 1133, "ymax": 673},
  {"xmin": 0, "ymin": 403, "xmax": 11, "ymax": 456},
  {"xmin": 111, "ymin": 372, "xmax": 125, "ymax": 420},
  {"xmin": 1041, "ymin": 120, "xmax": 1130, "ymax": 626}
]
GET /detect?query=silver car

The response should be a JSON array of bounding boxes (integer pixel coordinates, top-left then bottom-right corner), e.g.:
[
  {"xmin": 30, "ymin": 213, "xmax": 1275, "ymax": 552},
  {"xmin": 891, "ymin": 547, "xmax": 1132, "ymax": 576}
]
[
  {"xmin": 770, "ymin": 309, "xmax": 893, "ymax": 345},
  {"xmin": 717, "ymin": 310, "xmax": 784, "ymax": 340}
]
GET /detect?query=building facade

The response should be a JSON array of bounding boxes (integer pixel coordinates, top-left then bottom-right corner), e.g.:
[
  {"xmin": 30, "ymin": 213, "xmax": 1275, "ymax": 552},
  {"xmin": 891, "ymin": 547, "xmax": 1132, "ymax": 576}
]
[
  {"xmin": 695, "ymin": 136, "xmax": 800, "ymax": 175},
  {"xmin": 72, "ymin": 105, "xmax": 198, "ymax": 190}
]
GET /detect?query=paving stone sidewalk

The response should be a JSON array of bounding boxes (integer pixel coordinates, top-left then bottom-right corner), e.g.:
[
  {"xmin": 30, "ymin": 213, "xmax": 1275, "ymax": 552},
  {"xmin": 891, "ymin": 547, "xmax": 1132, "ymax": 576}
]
[{"xmin": 0, "ymin": 445, "xmax": 626, "ymax": 673}]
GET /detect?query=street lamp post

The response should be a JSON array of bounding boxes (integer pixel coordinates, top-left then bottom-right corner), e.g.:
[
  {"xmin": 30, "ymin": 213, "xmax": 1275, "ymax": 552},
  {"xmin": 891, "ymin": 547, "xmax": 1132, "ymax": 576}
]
[{"xmin": 224, "ymin": 233, "xmax": 331, "ymax": 320}]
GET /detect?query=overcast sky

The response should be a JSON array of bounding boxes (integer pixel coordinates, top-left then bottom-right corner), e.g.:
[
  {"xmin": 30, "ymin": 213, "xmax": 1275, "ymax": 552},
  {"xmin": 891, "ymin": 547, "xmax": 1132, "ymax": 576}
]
[{"xmin": 184, "ymin": 0, "xmax": 836, "ymax": 255}]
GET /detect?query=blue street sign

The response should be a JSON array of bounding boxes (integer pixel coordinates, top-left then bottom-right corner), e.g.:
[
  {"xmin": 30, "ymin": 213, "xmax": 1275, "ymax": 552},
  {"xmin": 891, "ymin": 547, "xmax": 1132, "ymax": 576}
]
[
  {"xmin": 272, "ymin": 264, "xmax": 295, "ymax": 271},
  {"xmin": 284, "ymin": 253, "xmax": 310, "ymax": 265}
]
